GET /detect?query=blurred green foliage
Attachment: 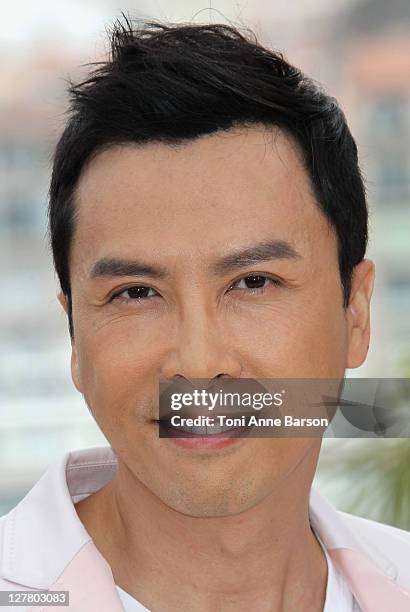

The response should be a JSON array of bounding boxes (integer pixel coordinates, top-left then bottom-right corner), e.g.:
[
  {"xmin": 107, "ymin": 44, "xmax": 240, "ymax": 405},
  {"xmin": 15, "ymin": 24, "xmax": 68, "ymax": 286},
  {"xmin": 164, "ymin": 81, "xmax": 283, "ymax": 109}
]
[{"xmin": 318, "ymin": 438, "xmax": 410, "ymax": 530}]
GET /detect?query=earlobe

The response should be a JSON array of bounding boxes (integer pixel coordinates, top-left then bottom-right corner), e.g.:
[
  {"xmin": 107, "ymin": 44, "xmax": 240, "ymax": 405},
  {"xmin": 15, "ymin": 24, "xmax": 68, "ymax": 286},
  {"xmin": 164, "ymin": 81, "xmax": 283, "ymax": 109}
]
[
  {"xmin": 58, "ymin": 291, "xmax": 82, "ymax": 392},
  {"xmin": 71, "ymin": 344, "xmax": 83, "ymax": 393},
  {"xmin": 346, "ymin": 259, "xmax": 375, "ymax": 369},
  {"xmin": 57, "ymin": 290, "xmax": 68, "ymax": 315}
]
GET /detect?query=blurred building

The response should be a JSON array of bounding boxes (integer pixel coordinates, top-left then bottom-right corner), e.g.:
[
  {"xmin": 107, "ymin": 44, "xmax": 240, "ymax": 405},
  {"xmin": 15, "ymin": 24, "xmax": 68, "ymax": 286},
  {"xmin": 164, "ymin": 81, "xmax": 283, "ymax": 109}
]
[
  {"xmin": 0, "ymin": 0, "xmax": 409, "ymax": 513},
  {"xmin": 0, "ymin": 52, "xmax": 108, "ymax": 513},
  {"xmin": 326, "ymin": 0, "xmax": 410, "ymax": 374}
]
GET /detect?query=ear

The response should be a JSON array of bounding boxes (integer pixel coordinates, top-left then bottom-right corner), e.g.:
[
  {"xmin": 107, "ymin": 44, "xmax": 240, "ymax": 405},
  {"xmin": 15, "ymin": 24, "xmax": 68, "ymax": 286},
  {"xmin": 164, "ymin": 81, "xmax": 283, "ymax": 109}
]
[
  {"xmin": 57, "ymin": 291, "xmax": 83, "ymax": 393},
  {"xmin": 346, "ymin": 259, "xmax": 375, "ymax": 369}
]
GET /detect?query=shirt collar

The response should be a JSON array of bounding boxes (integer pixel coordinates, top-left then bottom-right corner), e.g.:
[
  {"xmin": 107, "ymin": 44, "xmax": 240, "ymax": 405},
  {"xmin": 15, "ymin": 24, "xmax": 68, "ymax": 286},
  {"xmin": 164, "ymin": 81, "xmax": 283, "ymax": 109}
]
[
  {"xmin": 0, "ymin": 446, "xmax": 117, "ymax": 588},
  {"xmin": 0, "ymin": 445, "xmax": 398, "ymax": 590}
]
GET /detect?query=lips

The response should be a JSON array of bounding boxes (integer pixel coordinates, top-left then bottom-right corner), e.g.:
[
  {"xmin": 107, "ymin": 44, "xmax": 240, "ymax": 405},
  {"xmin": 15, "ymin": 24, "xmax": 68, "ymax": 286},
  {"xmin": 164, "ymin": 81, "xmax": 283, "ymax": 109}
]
[
  {"xmin": 169, "ymin": 421, "xmax": 237, "ymax": 436},
  {"xmin": 177, "ymin": 424, "xmax": 236, "ymax": 436},
  {"xmin": 154, "ymin": 412, "xmax": 257, "ymax": 437}
]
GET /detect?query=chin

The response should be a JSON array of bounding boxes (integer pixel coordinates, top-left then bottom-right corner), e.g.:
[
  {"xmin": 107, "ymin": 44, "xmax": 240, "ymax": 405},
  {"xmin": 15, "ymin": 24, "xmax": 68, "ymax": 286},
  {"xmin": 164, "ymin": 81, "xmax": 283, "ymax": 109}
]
[{"xmin": 158, "ymin": 480, "xmax": 264, "ymax": 518}]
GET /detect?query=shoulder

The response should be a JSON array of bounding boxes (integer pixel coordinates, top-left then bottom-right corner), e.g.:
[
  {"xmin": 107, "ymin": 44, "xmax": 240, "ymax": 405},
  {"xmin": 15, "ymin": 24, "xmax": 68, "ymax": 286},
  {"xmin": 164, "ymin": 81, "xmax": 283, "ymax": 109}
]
[
  {"xmin": 0, "ymin": 513, "xmax": 29, "ymax": 595},
  {"xmin": 339, "ymin": 509, "xmax": 410, "ymax": 547},
  {"xmin": 338, "ymin": 510, "xmax": 410, "ymax": 584}
]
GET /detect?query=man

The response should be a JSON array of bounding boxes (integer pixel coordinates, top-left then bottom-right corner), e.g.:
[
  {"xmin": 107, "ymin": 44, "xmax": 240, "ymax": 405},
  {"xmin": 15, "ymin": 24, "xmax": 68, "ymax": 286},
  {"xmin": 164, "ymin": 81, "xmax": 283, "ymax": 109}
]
[{"xmin": 1, "ymin": 17, "xmax": 409, "ymax": 612}]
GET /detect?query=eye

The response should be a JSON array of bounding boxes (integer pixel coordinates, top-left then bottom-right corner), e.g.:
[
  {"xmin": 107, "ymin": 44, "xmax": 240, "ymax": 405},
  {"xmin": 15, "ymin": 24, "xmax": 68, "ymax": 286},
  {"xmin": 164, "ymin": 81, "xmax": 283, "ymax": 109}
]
[
  {"xmin": 111, "ymin": 285, "xmax": 158, "ymax": 303},
  {"xmin": 228, "ymin": 274, "xmax": 282, "ymax": 293}
]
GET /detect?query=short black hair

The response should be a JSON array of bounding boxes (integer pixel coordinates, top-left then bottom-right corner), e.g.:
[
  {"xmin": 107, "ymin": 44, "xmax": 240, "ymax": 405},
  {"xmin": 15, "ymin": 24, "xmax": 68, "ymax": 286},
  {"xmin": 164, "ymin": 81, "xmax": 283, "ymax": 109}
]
[{"xmin": 48, "ymin": 16, "xmax": 368, "ymax": 339}]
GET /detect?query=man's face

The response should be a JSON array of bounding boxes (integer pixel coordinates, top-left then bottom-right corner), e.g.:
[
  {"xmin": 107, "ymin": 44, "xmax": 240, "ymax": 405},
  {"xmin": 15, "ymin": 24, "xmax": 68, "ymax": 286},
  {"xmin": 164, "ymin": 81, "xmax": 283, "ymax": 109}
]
[{"xmin": 62, "ymin": 126, "xmax": 368, "ymax": 517}]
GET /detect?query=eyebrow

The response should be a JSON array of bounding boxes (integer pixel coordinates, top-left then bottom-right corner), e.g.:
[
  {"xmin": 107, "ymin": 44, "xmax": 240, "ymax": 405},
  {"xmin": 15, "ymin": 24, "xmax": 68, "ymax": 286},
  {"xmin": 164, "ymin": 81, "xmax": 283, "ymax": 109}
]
[
  {"xmin": 210, "ymin": 239, "xmax": 302, "ymax": 275},
  {"xmin": 89, "ymin": 258, "xmax": 168, "ymax": 280},
  {"xmin": 88, "ymin": 239, "xmax": 301, "ymax": 281}
]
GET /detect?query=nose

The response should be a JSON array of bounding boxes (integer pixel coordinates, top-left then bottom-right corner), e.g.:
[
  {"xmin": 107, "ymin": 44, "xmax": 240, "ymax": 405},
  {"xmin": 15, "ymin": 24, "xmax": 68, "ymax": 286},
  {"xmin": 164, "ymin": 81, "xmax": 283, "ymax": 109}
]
[{"xmin": 160, "ymin": 313, "xmax": 242, "ymax": 382}]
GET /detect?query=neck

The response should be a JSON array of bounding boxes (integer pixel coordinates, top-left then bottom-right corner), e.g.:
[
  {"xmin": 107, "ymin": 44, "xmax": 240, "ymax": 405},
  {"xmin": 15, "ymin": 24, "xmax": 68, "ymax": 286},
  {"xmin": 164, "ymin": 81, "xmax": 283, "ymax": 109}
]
[{"xmin": 75, "ymin": 447, "xmax": 327, "ymax": 611}]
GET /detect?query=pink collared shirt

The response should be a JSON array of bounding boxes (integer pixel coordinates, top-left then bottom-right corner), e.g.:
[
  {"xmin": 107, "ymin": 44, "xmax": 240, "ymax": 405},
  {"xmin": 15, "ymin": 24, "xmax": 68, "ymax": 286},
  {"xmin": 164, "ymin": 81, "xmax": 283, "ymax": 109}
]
[{"xmin": 1, "ymin": 446, "xmax": 410, "ymax": 611}]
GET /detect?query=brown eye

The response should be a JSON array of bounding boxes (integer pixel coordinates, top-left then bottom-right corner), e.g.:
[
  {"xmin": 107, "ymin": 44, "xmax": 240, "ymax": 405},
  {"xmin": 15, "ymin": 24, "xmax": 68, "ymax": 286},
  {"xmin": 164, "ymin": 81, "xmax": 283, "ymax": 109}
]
[
  {"xmin": 230, "ymin": 275, "xmax": 281, "ymax": 291},
  {"xmin": 112, "ymin": 286, "xmax": 157, "ymax": 302},
  {"xmin": 125, "ymin": 286, "xmax": 153, "ymax": 299}
]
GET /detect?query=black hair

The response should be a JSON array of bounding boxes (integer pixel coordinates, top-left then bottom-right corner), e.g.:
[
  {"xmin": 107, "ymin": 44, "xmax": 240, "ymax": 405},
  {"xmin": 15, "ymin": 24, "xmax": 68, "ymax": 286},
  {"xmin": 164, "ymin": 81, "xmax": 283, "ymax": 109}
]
[{"xmin": 48, "ymin": 16, "xmax": 368, "ymax": 339}]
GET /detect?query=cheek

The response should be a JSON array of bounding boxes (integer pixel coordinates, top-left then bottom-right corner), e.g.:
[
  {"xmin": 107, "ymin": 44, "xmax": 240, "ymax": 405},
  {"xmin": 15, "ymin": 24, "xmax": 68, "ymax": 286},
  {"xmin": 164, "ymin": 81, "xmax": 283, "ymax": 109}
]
[
  {"xmin": 232, "ymin": 293, "xmax": 347, "ymax": 377},
  {"xmin": 73, "ymin": 321, "xmax": 165, "ymax": 424},
  {"xmin": 77, "ymin": 313, "xmax": 164, "ymax": 374},
  {"xmin": 304, "ymin": 290, "xmax": 347, "ymax": 372}
]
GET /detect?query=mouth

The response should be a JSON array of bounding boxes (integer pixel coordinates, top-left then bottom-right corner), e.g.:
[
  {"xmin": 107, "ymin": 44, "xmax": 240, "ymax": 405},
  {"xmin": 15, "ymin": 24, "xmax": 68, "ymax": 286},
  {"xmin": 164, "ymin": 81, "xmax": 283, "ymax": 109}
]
[
  {"xmin": 151, "ymin": 417, "xmax": 249, "ymax": 450},
  {"xmin": 155, "ymin": 421, "xmax": 238, "ymax": 436},
  {"xmin": 152, "ymin": 413, "xmax": 256, "ymax": 437}
]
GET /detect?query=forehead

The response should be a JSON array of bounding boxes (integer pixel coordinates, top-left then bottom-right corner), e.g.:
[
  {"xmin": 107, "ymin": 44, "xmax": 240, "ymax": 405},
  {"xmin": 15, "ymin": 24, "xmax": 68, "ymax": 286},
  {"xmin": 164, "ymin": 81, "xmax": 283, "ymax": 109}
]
[{"xmin": 72, "ymin": 126, "xmax": 332, "ymax": 269}]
